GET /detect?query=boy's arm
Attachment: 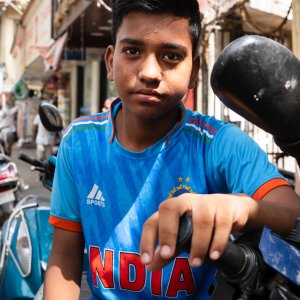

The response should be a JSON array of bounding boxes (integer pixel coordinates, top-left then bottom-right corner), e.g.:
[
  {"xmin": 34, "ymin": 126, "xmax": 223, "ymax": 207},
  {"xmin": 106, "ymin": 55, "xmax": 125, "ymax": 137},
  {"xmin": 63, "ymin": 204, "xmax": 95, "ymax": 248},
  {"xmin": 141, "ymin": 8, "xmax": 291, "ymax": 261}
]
[
  {"xmin": 245, "ymin": 185, "xmax": 300, "ymax": 233},
  {"xmin": 43, "ymin": 228, "xmax": 85, "ymax": 300},
  {"xmin": 139, "ymin": 185, "xmax": 300, "ymax": 271}
]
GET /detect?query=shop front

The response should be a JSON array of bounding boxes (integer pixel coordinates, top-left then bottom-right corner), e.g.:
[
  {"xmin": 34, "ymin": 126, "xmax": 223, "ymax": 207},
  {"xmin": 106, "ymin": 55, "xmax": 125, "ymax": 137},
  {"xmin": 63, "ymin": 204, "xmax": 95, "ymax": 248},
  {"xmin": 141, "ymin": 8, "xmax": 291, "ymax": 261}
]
[
  {"xmin": 11, "ymin": 0, "xmax": 56, "ymax": 143},
  {"xmin": 52, "ymin": 0, "xmax": 115, "ymax": 121}
]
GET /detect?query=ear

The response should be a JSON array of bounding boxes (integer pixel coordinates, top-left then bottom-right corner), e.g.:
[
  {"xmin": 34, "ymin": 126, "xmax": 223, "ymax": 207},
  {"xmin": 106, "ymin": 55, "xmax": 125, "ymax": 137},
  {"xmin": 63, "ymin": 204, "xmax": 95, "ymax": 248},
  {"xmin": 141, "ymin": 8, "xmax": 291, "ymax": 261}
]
[
  {"xmin": 105, "ymin": 45, "xmax": 115, "ymax": 81},
  {"xmin": 188, "ymin": 55, "xmax": 200, "ymax": 89}
]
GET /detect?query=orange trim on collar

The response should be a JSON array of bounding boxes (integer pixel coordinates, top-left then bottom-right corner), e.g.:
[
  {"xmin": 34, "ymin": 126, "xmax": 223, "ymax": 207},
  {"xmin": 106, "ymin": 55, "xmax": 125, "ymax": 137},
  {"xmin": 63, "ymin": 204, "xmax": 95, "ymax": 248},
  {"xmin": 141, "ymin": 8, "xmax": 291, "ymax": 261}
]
[
  {"xmin": 49, "ymin": 215, "xmax": 82, "ymax": 232},
  {"xmin": 252, "ymin": 178, "xmax": 290, "ymax": 200}
]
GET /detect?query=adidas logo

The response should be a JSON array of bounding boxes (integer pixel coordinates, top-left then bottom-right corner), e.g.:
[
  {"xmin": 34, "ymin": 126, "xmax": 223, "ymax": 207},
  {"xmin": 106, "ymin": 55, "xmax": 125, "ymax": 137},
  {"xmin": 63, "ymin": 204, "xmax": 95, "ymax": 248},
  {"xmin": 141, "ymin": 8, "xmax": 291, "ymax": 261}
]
[{"xmin": 86, "ymin": 184, "xmax": 105, "ymax": 207}]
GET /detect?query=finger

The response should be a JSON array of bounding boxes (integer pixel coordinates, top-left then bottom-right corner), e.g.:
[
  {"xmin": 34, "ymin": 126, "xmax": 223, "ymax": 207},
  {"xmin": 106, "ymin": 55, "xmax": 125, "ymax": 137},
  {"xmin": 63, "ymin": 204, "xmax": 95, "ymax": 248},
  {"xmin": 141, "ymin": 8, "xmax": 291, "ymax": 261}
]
[
  {"xmin": 140, "ymin": 212, "xmax": 159, "ymax": 266},
  {"xmin": 158, "ymin": 199, "xmax": 185, "ymax": 260},
  {"xmin": 189, "ymin": 207, "xmax": 214, "ymax": 267},
  {"xmin": 146, "ymin": 246, "xmax": 179, "ymax": 271},
  {"xmin": 209, "ymin": 208, "xmax": 233, "ymax": 260}
]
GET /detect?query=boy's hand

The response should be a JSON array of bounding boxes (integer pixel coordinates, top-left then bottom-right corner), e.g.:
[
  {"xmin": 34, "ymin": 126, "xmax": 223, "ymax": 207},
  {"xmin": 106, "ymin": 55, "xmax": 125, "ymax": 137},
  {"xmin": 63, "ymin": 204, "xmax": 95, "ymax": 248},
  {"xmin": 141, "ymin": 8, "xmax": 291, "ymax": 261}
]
[{"xmin": 139, "ymin": 193, "xmax": 258, "ymax": 271}]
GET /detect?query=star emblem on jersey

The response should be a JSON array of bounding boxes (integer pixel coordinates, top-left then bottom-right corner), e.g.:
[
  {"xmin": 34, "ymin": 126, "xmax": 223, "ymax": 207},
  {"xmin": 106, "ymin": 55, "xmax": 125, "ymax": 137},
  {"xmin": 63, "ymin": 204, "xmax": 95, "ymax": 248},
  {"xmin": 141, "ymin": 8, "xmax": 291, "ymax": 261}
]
[
  {"xmin": 168, "ymin": 177, "xmax": 194, "ymax": 198},
  {"xmin": 86, "ymin": 184, "xmax": 106, "ymax": 207}
]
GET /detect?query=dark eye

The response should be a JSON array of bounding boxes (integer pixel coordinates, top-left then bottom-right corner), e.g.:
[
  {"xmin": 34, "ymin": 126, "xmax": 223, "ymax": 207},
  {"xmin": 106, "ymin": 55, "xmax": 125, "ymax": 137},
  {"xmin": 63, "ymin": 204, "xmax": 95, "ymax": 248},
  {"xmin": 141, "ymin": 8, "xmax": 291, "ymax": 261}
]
[
  {"xmin": 124, "ymin": 48, "xmax": 140, "ymax": 56},
  {"xmin": 164, "ymin": 52, "xmax": 182, "ymax": 62}
]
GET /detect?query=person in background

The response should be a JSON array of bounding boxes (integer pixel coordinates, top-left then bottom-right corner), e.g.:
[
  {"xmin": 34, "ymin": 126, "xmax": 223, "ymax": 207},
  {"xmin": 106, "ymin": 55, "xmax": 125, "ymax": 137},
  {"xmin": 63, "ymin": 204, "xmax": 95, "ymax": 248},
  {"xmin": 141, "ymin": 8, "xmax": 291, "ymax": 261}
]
[
  {"xmin": 33, "ymin": 111, "xmax": 56, "ymax": 161},
  {"xmin": 0, "ymin": 94, "xmax": 18, "ymax": 156},
  {"xmin": 101, "ymin": 97, "xmax": 115, "ymax": 112}
]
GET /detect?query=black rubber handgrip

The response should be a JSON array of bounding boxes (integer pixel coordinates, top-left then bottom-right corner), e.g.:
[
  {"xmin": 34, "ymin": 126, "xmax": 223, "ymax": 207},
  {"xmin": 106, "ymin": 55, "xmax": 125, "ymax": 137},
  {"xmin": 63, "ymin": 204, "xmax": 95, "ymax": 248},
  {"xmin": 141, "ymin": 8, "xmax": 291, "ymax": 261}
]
[
  {"xmin": 177, "ymin": 214, "xmax": 248, "ymax": 278},
  {"xmin": 207, "ymin": 241, "xmax": 247, "ymax": 278},
  {"xmin": 176, "ymin": 214, "xmax": 193, "ymax": 252},
  {"xmin": 18, "ymin": 152, "xmax": 46, "ymax": 169}
]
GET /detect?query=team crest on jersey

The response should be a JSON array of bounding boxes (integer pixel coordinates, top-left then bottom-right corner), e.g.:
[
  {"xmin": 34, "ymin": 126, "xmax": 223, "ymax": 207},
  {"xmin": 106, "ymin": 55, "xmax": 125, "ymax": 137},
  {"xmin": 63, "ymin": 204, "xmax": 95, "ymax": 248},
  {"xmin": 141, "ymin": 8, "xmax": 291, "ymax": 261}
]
[{"xmin": 168, "ymin": 176, "xmax": 194, "ymax": 198}]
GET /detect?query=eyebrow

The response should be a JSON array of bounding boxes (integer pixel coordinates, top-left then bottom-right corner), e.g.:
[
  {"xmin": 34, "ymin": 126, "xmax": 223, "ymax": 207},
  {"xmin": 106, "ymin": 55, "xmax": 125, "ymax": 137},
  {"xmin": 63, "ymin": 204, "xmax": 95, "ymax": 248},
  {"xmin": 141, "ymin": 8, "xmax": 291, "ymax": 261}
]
[
  {"xmin": 119, "ymin": 38, "xmax": 188, "ymax": 53},
  {"xmin": 119, "ymin": 38, "xmax": 145, "ymax": 46}
]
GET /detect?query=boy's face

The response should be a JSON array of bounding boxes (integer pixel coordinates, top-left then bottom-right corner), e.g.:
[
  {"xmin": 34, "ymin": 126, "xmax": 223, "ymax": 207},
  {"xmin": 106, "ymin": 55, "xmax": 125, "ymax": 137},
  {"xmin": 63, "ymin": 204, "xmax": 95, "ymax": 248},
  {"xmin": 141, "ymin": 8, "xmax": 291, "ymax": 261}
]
[{"xmin": 105, "ymin": 12, "xmax": 199, "ymax": 120}]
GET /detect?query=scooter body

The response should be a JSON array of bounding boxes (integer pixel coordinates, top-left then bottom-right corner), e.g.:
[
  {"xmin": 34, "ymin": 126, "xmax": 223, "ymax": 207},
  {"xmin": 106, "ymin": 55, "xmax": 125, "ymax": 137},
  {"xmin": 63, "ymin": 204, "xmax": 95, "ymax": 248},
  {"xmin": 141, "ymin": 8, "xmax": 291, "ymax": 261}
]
[
  {"xmin": 0, "ymin": 103, "xmax": 90, "ymax": 300},
  {"xmin": 0, "ymin": 195, "xmax": 52, "ymax": 300},
  {"xmin": 0, "ymin": 153, "xmax": 22, "ymax": 226}
]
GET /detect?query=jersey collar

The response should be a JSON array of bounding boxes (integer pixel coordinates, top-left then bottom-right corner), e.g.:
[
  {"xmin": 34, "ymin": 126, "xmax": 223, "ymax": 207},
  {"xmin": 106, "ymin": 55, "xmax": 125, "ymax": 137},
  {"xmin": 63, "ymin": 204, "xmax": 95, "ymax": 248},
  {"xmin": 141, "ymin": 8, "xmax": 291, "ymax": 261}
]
[{"xmin": 108, "ymin": 98, "xmax": 186, "ymax": 148}]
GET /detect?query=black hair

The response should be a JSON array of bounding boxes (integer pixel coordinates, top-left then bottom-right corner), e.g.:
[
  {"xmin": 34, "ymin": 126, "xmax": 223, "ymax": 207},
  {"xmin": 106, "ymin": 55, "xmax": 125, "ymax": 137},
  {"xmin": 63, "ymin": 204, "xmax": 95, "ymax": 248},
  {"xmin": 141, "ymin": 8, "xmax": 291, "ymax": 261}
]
[{"xmin": 111, "ymin": 0, "xmax": 201, "ymax": 55}]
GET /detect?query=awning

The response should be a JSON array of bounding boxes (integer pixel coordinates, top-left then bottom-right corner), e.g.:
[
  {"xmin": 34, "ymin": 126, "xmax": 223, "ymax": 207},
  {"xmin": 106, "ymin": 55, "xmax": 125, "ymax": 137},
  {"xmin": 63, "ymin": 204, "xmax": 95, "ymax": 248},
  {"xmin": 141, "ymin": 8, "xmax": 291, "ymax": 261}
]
[
  {"xmin": 241, "ymin": 6, "xmax": 292, "ymax": 34},
  {"xmin": 34, "ymin": 32, "xmax": 68, "ymax": 72},
  {"xmin": 21, "ymin": 56, "xmax": 50, "ymax": 85},
  {"xmin": 21, "ymin": 32, "xmax": 68, "ymax": 85},
  {"xmin": 44, "ymin": 32, "xmax": 68, "ymax": 72}
]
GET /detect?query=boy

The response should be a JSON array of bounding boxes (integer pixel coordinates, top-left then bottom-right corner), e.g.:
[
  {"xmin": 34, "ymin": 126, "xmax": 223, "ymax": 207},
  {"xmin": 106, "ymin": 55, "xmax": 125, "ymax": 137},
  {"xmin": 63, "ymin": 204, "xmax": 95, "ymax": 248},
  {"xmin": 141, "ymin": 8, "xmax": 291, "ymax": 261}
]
[{"xmin": 44, "ymin": 0, "xmax": 300, "ymax": 299}]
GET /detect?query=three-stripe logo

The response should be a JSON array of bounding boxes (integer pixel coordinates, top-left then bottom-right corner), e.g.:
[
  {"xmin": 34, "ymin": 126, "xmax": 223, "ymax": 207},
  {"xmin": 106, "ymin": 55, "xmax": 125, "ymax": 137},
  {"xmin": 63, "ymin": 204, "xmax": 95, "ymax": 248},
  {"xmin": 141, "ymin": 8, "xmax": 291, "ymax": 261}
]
[{"xmin": 87, "ymin": 184, "xmax": 105, "ymax": 207}]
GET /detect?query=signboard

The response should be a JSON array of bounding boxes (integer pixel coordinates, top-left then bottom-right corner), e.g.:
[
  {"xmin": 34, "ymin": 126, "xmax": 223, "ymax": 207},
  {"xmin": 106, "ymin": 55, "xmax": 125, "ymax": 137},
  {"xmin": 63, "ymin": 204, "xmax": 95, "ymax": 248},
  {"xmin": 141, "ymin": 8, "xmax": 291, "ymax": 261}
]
[{"xmin": 62, "ymin": 47, "xmax": 85, "ymax": 60}]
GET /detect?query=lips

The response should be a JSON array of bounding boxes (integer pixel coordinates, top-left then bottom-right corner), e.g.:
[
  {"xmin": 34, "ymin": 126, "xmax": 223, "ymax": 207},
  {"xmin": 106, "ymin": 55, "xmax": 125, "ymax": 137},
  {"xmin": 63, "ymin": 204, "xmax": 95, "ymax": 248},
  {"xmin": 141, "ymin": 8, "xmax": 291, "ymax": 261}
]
[
  {"xmin": 133, "ymin": 89, "xmax": 161, "ymax": 97},
  {"xmin": 131, "ymin": 89, "xmax": 162, "ymax": 103}
]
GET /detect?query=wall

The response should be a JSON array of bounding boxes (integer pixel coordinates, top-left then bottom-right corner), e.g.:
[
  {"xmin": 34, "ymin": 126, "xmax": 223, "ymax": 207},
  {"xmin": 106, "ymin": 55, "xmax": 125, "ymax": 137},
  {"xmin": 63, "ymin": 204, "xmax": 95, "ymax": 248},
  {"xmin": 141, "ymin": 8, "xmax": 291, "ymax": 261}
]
[
  {"xmin": 22, "ymin": 0, "xmax": 53, "ymax": 68},
  {"xmin": 0, "ymin": 12, "xmax": 19, "ymax": 91}
]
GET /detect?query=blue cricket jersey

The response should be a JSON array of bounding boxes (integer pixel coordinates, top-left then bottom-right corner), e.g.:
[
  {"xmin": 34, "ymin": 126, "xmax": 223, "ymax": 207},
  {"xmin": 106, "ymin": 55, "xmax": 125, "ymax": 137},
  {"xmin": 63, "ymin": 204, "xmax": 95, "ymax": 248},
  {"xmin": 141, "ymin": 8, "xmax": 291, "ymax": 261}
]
[{"xmin": 50, "ymin": 99, "xmax": 288, "ymax": 299}]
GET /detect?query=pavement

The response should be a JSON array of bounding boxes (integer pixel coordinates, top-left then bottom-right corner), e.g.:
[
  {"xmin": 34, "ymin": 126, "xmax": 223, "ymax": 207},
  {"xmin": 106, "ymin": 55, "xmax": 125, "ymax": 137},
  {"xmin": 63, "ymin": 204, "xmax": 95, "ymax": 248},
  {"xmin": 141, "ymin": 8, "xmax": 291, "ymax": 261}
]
[{"xmin": 10, "ymin": 143, "xmax": 51, "ymax": 200}]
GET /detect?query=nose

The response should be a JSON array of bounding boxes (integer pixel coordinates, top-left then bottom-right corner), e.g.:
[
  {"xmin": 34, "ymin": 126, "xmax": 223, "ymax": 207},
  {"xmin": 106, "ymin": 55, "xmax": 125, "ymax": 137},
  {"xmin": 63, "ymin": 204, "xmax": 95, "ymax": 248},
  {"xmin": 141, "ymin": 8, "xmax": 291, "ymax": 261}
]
[{"xmin": 138, "ymin": 54, "xmax": 162, "ymax": 84}]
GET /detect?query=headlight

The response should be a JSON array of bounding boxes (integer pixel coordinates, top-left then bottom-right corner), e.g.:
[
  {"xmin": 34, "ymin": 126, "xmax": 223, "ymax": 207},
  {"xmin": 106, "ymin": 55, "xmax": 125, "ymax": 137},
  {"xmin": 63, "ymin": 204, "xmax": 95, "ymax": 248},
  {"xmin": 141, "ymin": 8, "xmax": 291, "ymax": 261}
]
[{"xmin": 15, "ymin": 217, "xmax": 32, "ymax": 276}]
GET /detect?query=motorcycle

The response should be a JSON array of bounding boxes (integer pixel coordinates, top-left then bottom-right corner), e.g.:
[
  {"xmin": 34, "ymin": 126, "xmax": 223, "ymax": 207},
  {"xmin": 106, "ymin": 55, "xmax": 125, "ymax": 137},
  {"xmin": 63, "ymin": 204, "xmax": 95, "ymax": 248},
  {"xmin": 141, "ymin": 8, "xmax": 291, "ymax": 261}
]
[
  {"xmin": 0, "ymin": 152, "xmax": 23, "ymax": 227},
  {"xmin": 0, "ymin": 103, "xmax": 90, "ymax": 300},
  {"xmin": 177, "ymin": 35, "xmax": 300, "ymax": 299},
  {"xmin": 0, "ymin": 103, "xmax": 61, "ymax": 300}
]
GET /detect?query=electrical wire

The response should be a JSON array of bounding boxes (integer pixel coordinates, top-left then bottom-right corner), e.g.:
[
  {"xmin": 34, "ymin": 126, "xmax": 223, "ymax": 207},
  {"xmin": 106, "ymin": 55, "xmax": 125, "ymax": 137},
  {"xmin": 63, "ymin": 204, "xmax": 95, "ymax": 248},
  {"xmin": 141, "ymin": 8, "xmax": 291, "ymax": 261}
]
[{"xmin": 97, "ymin": 0, "xmax": 112, "ymax": 12}]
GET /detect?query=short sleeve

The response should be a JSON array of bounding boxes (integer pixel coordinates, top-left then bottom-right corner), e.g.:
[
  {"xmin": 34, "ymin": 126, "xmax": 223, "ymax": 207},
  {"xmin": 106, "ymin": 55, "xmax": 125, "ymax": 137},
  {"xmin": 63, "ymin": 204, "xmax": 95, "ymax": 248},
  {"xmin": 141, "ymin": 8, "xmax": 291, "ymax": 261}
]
[
  {"xmin": 49, "ymin": 135, "xmax": 82, "ymax": 232},
  {"xmin": 206, "ymin": 124, "xmax": 288, "ymax": 199}
]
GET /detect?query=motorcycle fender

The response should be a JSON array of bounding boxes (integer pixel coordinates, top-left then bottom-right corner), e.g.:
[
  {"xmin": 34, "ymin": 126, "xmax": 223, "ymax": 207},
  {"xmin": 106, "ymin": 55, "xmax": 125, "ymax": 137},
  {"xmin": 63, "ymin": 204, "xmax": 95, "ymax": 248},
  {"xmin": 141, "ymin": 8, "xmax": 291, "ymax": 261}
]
[{"xmin": 259, "ymin": 227, "xmax": 300, "ymax": 286}]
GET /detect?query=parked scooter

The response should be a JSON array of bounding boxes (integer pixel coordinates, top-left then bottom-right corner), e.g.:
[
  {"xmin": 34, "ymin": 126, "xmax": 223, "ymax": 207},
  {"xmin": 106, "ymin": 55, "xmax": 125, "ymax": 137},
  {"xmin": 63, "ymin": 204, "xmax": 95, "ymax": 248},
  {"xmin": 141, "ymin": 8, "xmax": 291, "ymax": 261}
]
[
  {"xmin": 0, "ymin": 103, "xmax": 61, "ymax": 300},
  {"xmin": 0, "ymin": 103, "xmax": 90, "ymax": 300},
  {"xmin": 0, "ymin": 152, "xmax": 23, "ymax": 227},
  {"xmin": 177, "ymin": 35, "xmax": 300, "ymax": 299}
]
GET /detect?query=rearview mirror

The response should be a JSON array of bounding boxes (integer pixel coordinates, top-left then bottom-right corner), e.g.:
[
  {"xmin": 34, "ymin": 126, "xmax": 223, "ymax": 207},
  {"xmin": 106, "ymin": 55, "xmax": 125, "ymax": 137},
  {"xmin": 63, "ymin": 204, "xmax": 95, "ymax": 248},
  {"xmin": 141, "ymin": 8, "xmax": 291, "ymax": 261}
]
[
  {"xmin": 38, "ymin": 103, "xmax": 63, "ymax": 132},
  {"xmin": 210, "ymin": 35, "xmax": 300, "ymax": 163}
]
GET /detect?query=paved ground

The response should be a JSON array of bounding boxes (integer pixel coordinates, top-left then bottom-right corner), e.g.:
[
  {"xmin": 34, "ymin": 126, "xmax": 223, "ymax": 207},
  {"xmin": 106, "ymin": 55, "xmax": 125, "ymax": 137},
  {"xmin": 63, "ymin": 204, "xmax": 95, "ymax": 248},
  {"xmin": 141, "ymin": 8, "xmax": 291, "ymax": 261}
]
[
  {"xmin": 9, "ymin": 143, "xmax": 91, "ymax": 299},
  {"xmin": 10, "ymin": 143, "xmax": 51, "ymax": 200}
]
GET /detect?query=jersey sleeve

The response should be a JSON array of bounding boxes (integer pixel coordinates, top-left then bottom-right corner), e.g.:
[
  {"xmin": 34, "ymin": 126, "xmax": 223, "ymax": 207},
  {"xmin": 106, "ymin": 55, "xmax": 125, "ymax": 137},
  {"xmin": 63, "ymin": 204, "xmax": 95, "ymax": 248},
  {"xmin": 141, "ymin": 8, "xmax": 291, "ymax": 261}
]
[
  {"xmin": 207, "ymin": 124, "xmax": 289, "ymax": 200},
  {"xmin": 49, "ymin": 134, "xmax": 82, "ymax": 232}
]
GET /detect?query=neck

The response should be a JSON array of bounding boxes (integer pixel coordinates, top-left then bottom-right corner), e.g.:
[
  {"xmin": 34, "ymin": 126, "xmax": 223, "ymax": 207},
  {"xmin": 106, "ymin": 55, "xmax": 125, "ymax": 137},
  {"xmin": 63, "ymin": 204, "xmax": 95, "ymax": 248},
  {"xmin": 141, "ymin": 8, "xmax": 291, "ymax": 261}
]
[{"xmin": 115, "ymin": 105, "xmax": 182, "ymax": 152}]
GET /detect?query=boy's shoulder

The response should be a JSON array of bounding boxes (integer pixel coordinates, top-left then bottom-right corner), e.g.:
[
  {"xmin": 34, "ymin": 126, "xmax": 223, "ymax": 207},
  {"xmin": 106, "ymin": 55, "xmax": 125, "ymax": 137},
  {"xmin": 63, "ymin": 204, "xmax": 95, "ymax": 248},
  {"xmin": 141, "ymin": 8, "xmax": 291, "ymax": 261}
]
[
  {"xmin": 72, "ymin": 111, "xmax": 110, "ymax": 125},
  {"xmin": 62, "ymin": 111, "xmax": 110, "ymax": 139},
  {"xmin": 184, "ymin": 109, "xmax": 231, "ymax": 138}
]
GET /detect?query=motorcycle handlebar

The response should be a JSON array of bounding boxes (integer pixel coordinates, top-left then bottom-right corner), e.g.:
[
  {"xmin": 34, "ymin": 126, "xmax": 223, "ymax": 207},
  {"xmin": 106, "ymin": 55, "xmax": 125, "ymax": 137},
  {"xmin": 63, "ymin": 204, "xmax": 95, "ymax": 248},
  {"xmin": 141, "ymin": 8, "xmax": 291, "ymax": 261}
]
[
  {"xmin": 18, "ymin": 152, "xmax": 47, "ymax": 170},
  {"xmin": 177, "ymin": 214, "xmax": 262, "ymax": 283}
]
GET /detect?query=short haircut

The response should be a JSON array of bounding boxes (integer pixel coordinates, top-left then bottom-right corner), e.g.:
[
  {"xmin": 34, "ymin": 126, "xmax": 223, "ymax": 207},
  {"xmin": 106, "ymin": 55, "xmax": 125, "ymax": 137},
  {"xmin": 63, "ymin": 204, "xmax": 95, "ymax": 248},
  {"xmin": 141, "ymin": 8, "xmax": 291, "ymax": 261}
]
[{"xmin": 110, "ymin": 0, "xmax": 201, "ymax": 55}]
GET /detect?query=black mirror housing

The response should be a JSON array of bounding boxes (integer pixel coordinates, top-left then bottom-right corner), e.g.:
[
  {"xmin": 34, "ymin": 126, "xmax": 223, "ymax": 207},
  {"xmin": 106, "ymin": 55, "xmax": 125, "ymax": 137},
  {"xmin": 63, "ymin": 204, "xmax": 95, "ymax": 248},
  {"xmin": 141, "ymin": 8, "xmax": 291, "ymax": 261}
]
[{"xmin": 38, "ymin": 102, "xmax": 63, "ymax": 132}]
